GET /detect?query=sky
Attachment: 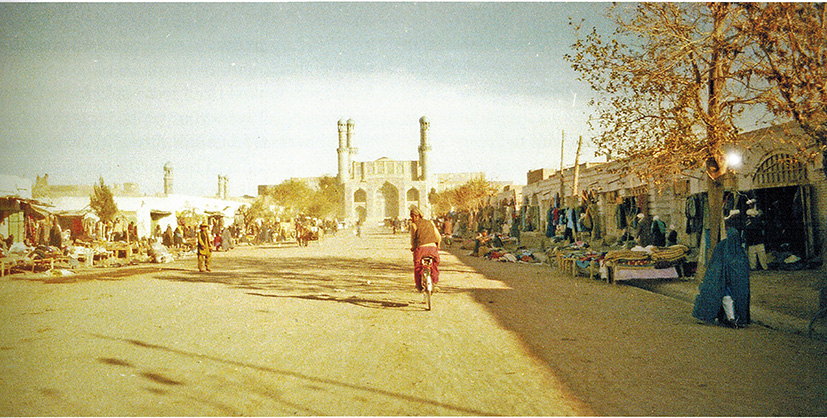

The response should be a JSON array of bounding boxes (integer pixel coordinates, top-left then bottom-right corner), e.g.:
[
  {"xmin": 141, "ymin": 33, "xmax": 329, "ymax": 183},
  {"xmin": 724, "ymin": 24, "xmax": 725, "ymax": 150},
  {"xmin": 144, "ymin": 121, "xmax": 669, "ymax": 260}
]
[{"xmin": 0, "ymin": 2, "xmax": 615, "ymax": 197}]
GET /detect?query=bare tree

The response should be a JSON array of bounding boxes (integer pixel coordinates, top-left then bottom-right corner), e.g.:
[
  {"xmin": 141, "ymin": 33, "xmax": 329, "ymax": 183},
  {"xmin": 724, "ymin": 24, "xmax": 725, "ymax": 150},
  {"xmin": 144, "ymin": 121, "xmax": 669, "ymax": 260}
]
[
  {"xmin": 740, "ymin": 3, "xmax": 827, "ymax": 175},
  {"xmin": 566, "ymin": 3, "xmax": 774, "ymax": 258}
]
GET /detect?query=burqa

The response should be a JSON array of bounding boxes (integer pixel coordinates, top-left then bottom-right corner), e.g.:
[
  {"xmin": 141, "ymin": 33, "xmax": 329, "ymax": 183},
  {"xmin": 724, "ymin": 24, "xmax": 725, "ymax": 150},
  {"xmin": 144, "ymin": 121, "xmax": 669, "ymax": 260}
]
[{"xmin": 692, "ymin": 226, "xmax": 751, "ymax": 326}]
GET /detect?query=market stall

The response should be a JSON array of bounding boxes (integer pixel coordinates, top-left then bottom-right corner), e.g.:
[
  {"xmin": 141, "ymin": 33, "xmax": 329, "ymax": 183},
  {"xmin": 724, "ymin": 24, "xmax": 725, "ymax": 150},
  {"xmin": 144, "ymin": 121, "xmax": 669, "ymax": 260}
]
[{"xmin": 602, "ymin": 245, "xmax": 690, "ymax": 283}]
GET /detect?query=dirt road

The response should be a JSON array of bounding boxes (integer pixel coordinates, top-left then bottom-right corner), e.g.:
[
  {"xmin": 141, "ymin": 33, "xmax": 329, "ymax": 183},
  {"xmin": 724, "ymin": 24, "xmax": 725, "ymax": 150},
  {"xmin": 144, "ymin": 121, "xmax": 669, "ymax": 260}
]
[
  {"xmin": 0, "ymin": 229, "xmax": 587, "ymax": 416},
  {"xmin": 1, "ymin": 227, "xmax": 826, "ymax": 415}
]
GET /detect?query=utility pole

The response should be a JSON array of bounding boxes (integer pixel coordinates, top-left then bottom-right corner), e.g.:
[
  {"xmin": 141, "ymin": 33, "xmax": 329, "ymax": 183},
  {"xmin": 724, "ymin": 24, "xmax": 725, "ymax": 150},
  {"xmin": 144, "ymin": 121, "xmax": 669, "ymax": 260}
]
[
  {"xmin": 572, "ymin": 135, "xmax": 583, "ymax": 200},
  {"xmin": 559, "ymin": 130, "xmax": 565, "ymax": 202},
  {"xmin": 571, "ymin": 135, "xmax": 583, "ymax": 241}
]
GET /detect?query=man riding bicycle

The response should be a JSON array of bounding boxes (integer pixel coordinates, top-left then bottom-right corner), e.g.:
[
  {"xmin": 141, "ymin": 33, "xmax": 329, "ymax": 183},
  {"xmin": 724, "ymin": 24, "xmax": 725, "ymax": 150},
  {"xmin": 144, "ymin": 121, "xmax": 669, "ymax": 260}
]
[{"xmin": 409, "ymin": 206, "xmax": 441, "ymax": 292}]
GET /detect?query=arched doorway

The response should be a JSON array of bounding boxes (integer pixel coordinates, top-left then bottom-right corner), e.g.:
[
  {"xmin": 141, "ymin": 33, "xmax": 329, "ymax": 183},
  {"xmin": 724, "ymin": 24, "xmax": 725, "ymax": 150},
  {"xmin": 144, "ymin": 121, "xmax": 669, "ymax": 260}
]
[
  {"xmin": 375, "ymin": 182, "xmax": 400, "ymax": 221},
  {"xmin": 407, "ymin": 188, "xmax": 420, "ymax": 211},
  {"xmin": 751, "ymin": 153, "xmax": 815, "ymax": 258},
  {"xmin": 353, "ymin": 189, "xmax": 367, "ymax": 224}
]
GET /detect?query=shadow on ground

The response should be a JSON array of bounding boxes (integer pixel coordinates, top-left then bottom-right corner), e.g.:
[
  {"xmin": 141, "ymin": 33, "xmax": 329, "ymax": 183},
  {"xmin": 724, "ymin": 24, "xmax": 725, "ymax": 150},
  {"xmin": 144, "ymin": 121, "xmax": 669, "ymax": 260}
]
[
  {"xmin": 442, "ymin": 247, "xmax": 827, "ymax": 416},
  {"xmin": 90, "ymin": 333, "xmax": 492, "ymax": 416},
  {"xmin": 154, "ymin": 254, "xmax": 463, "ymax": 311}
]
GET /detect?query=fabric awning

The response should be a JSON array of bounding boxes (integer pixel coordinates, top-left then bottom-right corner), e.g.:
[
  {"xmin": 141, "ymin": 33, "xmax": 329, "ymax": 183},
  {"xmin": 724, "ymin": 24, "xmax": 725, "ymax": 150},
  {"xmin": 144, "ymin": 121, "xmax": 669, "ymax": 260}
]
[{"xmin": 150, "ymin": 210, "xmax": 173, "ymax": 220}]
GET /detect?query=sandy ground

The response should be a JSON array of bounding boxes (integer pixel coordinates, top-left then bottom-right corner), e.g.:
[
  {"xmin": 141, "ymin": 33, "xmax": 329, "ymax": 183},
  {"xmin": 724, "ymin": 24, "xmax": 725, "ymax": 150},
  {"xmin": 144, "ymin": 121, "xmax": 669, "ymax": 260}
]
[
  {"xmin": 0, "ymin": 229, "xmax": 586, "ymax": 416},
  {"xmin": 1, "ymin": 227, "xmax": 826, "ymax": 416}
]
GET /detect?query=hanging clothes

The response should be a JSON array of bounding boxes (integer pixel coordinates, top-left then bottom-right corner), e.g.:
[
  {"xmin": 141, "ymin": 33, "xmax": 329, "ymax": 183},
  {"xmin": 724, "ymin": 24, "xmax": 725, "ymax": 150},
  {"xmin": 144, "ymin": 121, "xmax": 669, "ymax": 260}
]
[
  {"xmin": 685, "ymin": 195, "xmax": 698, "ymax": 234},
  {"xmin": 511, "ymin": 211, "xmax": 521, "ymax": 242},
  {"xmin": 616, "ymin": 204, "xmax": 627, "ymax": 229}
]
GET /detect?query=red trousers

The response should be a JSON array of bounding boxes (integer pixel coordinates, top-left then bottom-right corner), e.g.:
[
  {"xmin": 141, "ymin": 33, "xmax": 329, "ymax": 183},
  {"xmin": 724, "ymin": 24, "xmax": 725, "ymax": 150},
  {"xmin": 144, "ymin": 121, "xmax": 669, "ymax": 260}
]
[{"xmin": 413, "ymin": 245, "xmax": 440, "ymax": 288}]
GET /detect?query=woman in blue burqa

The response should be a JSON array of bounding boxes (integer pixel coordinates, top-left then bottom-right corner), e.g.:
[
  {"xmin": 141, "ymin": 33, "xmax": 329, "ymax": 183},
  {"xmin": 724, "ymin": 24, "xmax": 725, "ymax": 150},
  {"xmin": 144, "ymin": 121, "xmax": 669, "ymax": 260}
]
[{"xmin": 692, "ymin": 218, "xmax": 751, "ymax": 328}]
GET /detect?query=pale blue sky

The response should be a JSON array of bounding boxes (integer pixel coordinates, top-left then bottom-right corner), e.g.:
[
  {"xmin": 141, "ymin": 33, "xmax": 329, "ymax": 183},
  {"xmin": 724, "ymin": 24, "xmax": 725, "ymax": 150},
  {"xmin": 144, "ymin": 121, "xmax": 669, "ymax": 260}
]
[{"xmin": 1, "ymin": 2, "xmax": 613, "ymax": 197}]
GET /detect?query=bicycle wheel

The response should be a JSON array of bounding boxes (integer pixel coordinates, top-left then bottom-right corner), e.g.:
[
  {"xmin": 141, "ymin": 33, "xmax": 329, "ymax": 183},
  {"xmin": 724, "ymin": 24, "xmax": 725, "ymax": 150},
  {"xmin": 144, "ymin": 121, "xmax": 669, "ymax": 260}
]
[{"xmin": 423, "ymin": 268, "xmax": 432, "ymax": 311}]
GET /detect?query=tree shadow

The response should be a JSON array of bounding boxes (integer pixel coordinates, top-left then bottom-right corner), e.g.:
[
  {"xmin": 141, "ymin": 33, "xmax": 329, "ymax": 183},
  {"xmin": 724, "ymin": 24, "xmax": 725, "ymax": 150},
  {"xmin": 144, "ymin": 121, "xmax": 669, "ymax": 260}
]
[{"xmin": 92, "ymin": 333, "xmax": 493, "ymax": 416}]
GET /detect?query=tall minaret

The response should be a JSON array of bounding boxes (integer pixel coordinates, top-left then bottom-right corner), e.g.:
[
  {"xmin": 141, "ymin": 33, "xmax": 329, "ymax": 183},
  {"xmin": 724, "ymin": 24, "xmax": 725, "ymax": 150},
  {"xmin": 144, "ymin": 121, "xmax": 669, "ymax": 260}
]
[
  {"xmin": 163, "ymin": 162, "xmax": 173, "ymax": 195},
  {"xmin": 418, "ymin": 116, "xmax": 431, "ymax": 180},
  {"xmin": 347, "ymin": 118, "xmax": 358, "ymax": 168},
  {"xmin": 337, "ymin": 119, "xmax": 348, "ymax": 183}
]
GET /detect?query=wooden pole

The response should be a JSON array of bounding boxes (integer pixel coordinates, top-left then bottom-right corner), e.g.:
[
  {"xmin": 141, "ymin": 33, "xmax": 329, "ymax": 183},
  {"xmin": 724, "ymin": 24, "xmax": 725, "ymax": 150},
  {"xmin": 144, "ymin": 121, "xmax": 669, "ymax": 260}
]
[
  {"xmin": 559, "ymin": 130, "xmax": 565, "ymax": 201},
  {"xmin": 572, "ymin": 135, "xmax": 583, "ymax": 199},
  {"xmin": 571, "ymin": 135, "xmax": 583, "ymax": 241}
]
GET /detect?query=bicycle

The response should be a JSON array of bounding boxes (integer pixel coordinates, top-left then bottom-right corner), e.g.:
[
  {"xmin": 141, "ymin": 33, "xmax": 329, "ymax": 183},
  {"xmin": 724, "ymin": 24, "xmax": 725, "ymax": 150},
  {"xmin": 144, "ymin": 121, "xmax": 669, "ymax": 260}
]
[{"xmin": 421, "ymin": 255, "xmax": 435, "ymax": 311}]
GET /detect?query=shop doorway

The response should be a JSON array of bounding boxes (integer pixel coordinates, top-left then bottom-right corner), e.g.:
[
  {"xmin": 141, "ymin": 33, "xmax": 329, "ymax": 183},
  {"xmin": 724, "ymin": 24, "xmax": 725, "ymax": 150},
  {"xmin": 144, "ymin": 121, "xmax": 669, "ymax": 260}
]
[
  {"xmin": 751, "ymin": 185, "xmax": 815, "ymax": 259},
  {"xmin": 750, "ymin": 152, "xmax": 815, "ymax": 259}
]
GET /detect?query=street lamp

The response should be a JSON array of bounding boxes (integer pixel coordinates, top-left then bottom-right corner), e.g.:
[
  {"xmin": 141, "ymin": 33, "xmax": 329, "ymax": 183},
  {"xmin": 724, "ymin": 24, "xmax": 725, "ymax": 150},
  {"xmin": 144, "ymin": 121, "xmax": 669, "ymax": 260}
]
[{"xmin": 725, "ymin": 151, "xmax": 743, "ymax": 169}]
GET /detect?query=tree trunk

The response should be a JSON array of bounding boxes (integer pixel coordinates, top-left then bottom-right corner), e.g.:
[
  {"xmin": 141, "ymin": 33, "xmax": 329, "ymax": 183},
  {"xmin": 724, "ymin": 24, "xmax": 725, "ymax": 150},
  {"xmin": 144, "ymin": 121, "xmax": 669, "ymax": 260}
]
[
  {"xmin": 695, "ymin": 4, "xmax": 729, "ymax": 281},
  {"xmin": 696, "ymin": 176, "xmax": 724, "ymax": 281}
]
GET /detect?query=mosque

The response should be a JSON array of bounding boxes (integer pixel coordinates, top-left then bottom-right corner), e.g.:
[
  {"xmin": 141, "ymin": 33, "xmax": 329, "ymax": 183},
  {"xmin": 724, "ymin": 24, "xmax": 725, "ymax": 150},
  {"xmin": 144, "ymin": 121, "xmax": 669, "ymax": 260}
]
[{"xmin": 337, "ymin": 116, "xmax": 484, "ymax": 226}]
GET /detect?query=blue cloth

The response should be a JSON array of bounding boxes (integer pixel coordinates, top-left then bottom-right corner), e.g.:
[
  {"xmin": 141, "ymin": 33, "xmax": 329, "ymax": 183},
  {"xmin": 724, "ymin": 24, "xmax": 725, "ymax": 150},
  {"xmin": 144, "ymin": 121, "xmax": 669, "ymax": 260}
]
[
  {"xmin": 546, "ymin": 207, "xmax": 555, "ymax": 238},
  {"xmin": 566, "ymin": 208, "xmax": 576, "ymax": 230},
  {"xmin": 692, "ymin": 227, "xmax": 751, "ymax": 325}
]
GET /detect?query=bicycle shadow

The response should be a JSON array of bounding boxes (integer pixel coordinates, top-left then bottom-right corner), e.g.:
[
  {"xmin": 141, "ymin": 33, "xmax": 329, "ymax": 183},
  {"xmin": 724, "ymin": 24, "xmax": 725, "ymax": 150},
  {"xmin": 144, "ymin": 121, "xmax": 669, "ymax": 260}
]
[{"xmin": 246, "ymin": 291, "xmax": 419, "ymax": 311}]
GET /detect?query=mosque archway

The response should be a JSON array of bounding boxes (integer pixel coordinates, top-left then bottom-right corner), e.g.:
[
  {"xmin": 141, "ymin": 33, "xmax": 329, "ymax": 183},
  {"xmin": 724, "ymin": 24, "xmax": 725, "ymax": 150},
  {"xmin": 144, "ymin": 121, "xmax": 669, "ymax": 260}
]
[
  {"xmin": 375, "ymin": 182, "xmax": 400, "ymax": 220},
  {"xmin": 355, "ymin": 206, "xmax": 367, "ymax": 223},
  {"xmin": 407, "ymin": 188, "xmax": 420, "ymax": 206},
  {"xmin": 354, "ymin": 188, "xmax": 367, "ymax": 203}
]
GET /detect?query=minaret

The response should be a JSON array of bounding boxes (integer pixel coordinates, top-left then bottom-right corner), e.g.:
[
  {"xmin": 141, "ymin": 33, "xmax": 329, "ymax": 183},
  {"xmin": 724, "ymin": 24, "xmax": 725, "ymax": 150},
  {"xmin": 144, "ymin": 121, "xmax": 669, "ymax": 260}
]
[
  {"xmin": 217, "ymin": 175, "xmax": 224, "ymax": 198},
  {"xmin": 337, "ymin": 119, "xmax": 348, "ymax": 183},
  {"xmin": 163, "ymin": 162, "xmax": 173, "ymax": 195},
  {"xmin": 347, "ymin": 118, "xmax": 358, "ymax": 168},
  {"xmin": 418, "ymin": 116, "xmax": 431, "ymax": 180}
]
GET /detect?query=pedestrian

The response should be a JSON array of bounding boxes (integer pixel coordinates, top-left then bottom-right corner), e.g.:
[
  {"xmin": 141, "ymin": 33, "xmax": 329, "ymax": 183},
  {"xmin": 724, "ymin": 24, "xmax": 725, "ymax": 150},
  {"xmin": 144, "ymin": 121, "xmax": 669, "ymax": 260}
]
[
  {"xmin": 442, "ymin": 216, "xmax": 453, "ymax": 237},
  {"xmin": 49, "ymin": 217, "xmax": 63, "ymax": 248},
  {"xmin": 163, "ymin": 225, "xmax": 173, "ymax": 247},
  {"xmin": 651, "ymin": 215, "xmax": 667, "ymax": 247},
  {"xmin": 173, "ymin": 225, "xmax": 184, "ymax": 248},
  {"xmin": 691, "ymin": 212, "xmax": 750, "ymax": 328},
  {"xmin": 635, "ymin": 213, "xmax": 653, "ymax": 247},
  {"xmin": 667, "ymin": 224, "xmax": 679, "ymax": 246},
  {"xmin": 220, "ymin": 227, "xmax": 233, "ymax": 251},
  {"xmin": 197, "ymin": 223, "xmax": 212, "ymax": 272},
  {"xmin": 409, "ymin": 206, "xmax": 440, "ymax": 292}
]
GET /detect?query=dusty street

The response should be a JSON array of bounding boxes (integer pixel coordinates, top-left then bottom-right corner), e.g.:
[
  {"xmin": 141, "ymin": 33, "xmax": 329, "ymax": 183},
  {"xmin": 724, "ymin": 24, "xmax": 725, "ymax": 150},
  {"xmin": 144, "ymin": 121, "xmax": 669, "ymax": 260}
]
[{"xmin": 2, "ymin": 227, "xmax": 826, "ymax": 416}]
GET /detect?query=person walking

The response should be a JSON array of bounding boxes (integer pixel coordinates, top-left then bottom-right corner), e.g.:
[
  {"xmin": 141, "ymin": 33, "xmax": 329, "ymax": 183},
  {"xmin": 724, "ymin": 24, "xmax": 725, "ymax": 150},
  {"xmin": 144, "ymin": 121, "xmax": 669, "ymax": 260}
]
[
  {"xmin": 197, "ymin": 223, "xmax": 212, "ymax": 272},
  {"xmin": 692, "ymin": 213, "xmax": 750, "ymax": 328},
  {"xmin": 409, "ymin": 206, "xmax": 441, "ymax": 292}
]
